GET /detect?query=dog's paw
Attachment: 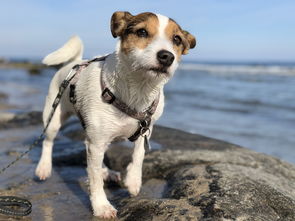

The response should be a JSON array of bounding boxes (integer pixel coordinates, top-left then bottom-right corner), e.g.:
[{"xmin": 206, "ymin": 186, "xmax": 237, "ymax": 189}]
[
  {"xmin": 93, "ymin": 204, "xmax": 117, "ymax": 219},
  {"xmin": 102, "ymin": 169, "xmax": 121, "ymax": 183},
  {"xmin": 125, "ymin": 179, "xmax": 141, "ymax": 196},
  {"xmin": 124, "ymin": 164, "xmax": 142, "ymax": 196},
  {"xmin": 35, "ymin": 160, "xmax": 52, "ymax": 180}
]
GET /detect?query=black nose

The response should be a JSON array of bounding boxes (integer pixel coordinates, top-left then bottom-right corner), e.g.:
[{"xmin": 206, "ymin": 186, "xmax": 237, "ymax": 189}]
[{"xmin": 157, "ymin": 50, "xmax": 175, "ymax": 67}]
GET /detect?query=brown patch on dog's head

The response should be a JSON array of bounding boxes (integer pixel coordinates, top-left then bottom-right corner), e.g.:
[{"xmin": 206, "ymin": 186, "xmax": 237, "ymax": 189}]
[
  {"xmin": 111, "ymin": 11, "xmax": 159, "ymax": 54},
  {"xmin": 165, "ymin": 19, "xmax": 196, "ymax": 58},
  {"xmin": 181, "ymin": 30, "xmax": 196, "ymax": 54},
  {"xmin": 111, "ymin": 11, "xmax": 133, "ymax": 38}
]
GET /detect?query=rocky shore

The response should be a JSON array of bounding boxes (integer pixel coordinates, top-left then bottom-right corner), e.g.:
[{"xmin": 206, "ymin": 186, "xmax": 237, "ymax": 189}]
[
  {"xmin": 0, "ymin": 111, "xmax": 295, "ymax": 220},
  {"xmin": 0, "ymin": 59, "xmax": 51, "ymax": 75}
]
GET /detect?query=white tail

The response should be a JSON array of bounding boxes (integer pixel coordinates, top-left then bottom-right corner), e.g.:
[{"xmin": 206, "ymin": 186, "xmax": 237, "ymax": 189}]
[{"xmin": 42, "ymin": 35, "xmax": 84, "ymax": 66}]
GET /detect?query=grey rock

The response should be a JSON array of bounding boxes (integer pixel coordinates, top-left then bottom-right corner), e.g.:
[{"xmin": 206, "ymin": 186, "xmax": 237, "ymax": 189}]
[
  {"xmin": 0, "ymin": 112, "xmax": 294, "ymax": 220},
  {"xmin": 55, "ymin": 121, "xmax": 295, "ymax": 220},
  {"xmin": 0, "ymin": 92, "xmax": 8, "ymax": 100},
  {"xmin": 0, "ymin": 111, "xmax": 42, "ymax": 129},
  {"xmin": 107, "ymin": 126, "xmax": 295, "ymax": 221},
  {"xmin": 0, "ymin": 112, "xmax": 15, "ymax": 122}
]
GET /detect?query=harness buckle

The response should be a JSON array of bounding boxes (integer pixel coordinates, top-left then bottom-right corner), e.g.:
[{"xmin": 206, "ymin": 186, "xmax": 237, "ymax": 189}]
[
  {"xmin": 69, "ymin": 84, "xmax": 76, "ymax": 104},
  {"xmin": 72, "ymin": 64, "xmax": 80, "ymax": 70},
  {"xmin": 102, "ymin": 88, "xmax": 116, "ymax": 104}
]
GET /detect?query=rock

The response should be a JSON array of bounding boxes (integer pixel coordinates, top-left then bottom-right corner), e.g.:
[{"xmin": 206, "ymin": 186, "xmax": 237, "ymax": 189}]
[
  {"xmin": 57, "ymin": 122, "xmax": 295, "ymax": 220},
  {"xmin": 27, "ymin": 67, "xmax": 42, "ymax": 75},
  {"xmin": 116, "ymin": 149, "xmax": 295, "ymax": 220},
  {"xmin": 0, "ymin": 92, "xmax": 8, "ymax": 100},
  {"xmin": 0, "ymin": 111, "xmax": 42, "ymax": 129},
  {"xmin": 0, "ymin": 112, "xmax": 15, "ymax": 122},
  {"xmin": 0, "ymin": 113, "xmax": 295, "ymax": 220},
  {"xmin": 106, "ymin": 126, "xmax": 295, "ymax": 221}
]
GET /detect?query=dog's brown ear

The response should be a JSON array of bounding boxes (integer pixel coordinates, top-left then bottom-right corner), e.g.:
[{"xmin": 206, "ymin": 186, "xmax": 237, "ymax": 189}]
[
  {"xmin": 181, "ymin": 30, "xmax": 196, "ymax": 54},
  {"xmin": 111, "ymin": 11, "xmax": 133, "ymax": 38}
]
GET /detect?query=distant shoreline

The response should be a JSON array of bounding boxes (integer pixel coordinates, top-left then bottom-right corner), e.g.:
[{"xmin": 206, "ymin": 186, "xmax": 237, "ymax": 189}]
[
  {"xmin": 0, "ymin": 58, "xmax": 44, "ymax": 68},
  {"xmin": 0, "ymin": 59, "xmax": 52, "ymax": 74}
]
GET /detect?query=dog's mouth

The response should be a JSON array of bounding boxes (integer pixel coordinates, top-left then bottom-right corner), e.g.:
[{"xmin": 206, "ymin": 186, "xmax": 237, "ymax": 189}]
[{"xmin": 148, "ymin": 66, "xmax": 169, "ymax": 75}]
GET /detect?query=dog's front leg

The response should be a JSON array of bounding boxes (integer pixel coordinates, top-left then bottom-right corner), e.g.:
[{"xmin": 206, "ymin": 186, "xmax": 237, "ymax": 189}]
[
  {"xmin": 85, "ymin": 139, "xmax": 117, "ymax": 218},
  {"xmin": 124, "ymin": 131, "xmax": 148, "ymax": 196}
]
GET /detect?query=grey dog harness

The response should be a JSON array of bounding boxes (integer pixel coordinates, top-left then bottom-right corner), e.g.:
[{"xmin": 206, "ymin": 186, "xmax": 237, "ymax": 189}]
[{"xmin": 69, "ymin": 56, "xmax": 160, "ymax": 142}]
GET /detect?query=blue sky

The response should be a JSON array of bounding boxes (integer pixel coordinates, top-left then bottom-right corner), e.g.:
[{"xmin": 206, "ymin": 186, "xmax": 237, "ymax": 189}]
[{"xmin": 1, "ymin": 0, "xmax": 294, "ymax": 61}]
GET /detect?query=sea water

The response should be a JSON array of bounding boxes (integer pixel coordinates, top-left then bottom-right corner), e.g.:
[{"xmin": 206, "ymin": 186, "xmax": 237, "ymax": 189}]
[{"xmin": 0, "ymin": 61, "xmax": 294, "ymax": 164}]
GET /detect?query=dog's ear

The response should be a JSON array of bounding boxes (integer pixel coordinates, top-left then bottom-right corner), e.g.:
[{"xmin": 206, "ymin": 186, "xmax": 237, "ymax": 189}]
[
  {"xmin": 111, "ymin": 11, "xmax": 133, "ymax": 38},
  {"xmin": 181, "ymin": 30, "xmax": 196, "ymax": 55}
]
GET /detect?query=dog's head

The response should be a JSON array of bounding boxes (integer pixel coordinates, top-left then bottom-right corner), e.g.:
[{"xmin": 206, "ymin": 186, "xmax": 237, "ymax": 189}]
[{"xmin": 111, "ymin": 11, "xmax": 196, "ymax": 78}]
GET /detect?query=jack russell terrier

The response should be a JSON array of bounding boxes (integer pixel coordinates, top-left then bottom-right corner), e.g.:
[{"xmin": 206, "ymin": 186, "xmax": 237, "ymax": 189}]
[{"xmin": 35, "ymin": 11, "xmax": 196, "ymax": 219}]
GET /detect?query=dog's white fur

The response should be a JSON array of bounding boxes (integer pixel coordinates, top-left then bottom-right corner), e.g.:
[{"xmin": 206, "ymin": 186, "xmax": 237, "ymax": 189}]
[{"xmin": 35, "ymin": 12, "xmax": 195, "ymax": 219}]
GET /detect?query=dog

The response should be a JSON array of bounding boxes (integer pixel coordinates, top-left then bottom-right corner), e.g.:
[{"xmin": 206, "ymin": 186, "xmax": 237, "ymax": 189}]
[{"xmin": 35, "ymin": 11, "xmax": 196, "ymax": 219}]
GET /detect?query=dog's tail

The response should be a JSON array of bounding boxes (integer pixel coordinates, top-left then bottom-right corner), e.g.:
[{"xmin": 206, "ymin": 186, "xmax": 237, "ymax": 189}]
[{"xmin": 42, "ymin": 35, "xmax": 84, "ymax": 66}]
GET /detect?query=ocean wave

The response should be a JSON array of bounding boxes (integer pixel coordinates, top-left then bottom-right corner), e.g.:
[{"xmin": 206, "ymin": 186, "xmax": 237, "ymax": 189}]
[{"xmin": 179, "ymin": 63, "xmax": 295, "ymax": 75}]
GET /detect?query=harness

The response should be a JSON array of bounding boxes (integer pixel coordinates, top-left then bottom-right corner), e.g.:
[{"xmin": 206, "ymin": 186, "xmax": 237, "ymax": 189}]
[{"xmin": 68, "ymin": 55, "xmax": 159, "ymax": 142}]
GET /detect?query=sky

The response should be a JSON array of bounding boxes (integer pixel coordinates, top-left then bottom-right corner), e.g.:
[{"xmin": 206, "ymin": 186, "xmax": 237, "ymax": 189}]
[{"xmin": 1, "ymin": 0, "xmax": 295, "ymax": 62}]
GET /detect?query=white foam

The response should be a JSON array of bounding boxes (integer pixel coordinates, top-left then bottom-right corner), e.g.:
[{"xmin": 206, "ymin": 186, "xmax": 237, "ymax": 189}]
[{"xmin": 178, "ymin": 63, "xmax": 295, "ymax": 76}]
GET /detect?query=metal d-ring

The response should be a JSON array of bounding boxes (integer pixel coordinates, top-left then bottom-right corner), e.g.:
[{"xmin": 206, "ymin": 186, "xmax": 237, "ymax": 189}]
[{"xmin": 140, "ymin": 127, "xmax": 150, "ymax": 137}]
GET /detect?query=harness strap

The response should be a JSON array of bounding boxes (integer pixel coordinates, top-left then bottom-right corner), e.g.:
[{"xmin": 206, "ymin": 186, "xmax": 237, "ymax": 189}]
[
  {"xmin": 69, "ymin": 56, "xmax": 109, "ymax": 128},
  {"xmin": 100, "ymin": 62, "xmax": 159, "ymax": 141},
  {"xmin": 100, "ymin": 79, "xmax": 160, "ymax": 121}
]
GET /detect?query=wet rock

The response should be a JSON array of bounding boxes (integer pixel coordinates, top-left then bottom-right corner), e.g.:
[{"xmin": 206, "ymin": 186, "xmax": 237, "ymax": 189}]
[
  {"xmin": 0, "ymin": 111, "xmax": 42, "ymax": 129},
  {"xmin": 109, "ymin": 140, "xmax": 295, "ymax": 220},
  {"xmin": 1, "ymin": 114, "xmax": 295, "ymax": 220},
  {"xmin": 0, "ymin": 92, "xmax": 8, "ymax": 100},
  {"xmin": 0, "ymin": 112, "xmax": 15, "ymax": 122},
  {"xmin": 60, "ymin": 122, "xmax": 295, "ymax": 220}
]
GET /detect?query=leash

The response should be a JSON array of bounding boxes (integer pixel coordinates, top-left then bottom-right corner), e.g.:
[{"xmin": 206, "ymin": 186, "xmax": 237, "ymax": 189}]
[
  {"xmin": 0, "ymin": 65, "xmax": 78, "ymax": 217},
  {"xmin": 0, "ymin": 197, "xmax": 32, "ymax": 216}
]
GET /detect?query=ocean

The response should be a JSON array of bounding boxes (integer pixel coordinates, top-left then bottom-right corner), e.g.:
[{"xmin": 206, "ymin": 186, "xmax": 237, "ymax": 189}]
[{"xmin": 0, "ymin": 61, "xmax": 294, "ymax": 164}]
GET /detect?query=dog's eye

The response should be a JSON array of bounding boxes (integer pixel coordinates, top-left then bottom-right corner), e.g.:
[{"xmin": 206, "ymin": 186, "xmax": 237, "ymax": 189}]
[
  {"xmin": 173, "ymin": 35, "xmax": 182, "ymax": 46},
  {"xmin": 136, "ymin": 28, "xmax": 148, "ymax": 38}
]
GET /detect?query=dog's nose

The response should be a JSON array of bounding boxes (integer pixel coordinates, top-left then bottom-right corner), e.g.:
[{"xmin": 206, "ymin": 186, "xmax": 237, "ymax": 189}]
[{"xmin": 157, "ymin": 50, "xmax": 175, "ymax": 67}]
